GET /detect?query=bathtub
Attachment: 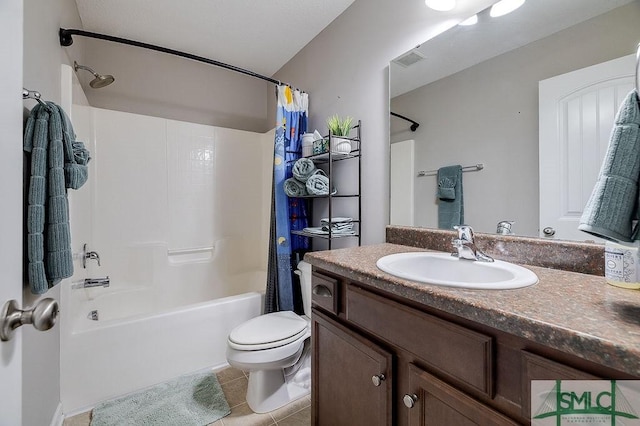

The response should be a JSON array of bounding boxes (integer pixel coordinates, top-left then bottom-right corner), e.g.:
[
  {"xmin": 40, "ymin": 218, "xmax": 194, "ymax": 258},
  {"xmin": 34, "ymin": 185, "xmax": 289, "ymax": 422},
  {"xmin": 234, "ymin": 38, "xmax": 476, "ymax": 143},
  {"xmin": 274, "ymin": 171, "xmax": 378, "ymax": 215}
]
[{"xmin": 60, "ymin": 281, "xmax": 263, "ymax": 415}]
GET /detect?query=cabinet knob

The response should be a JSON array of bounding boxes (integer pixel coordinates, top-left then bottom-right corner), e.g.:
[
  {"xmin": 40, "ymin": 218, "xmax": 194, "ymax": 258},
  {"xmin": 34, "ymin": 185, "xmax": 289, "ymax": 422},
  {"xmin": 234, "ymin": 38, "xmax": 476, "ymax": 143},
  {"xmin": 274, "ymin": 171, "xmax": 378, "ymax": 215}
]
[
  {"xmin": 403, "ymin": 394, "xmax": 418, "ymax": 408},
  {"xmin": 371, "ymin": 374, "xmax": 386, "ymax": 387}
]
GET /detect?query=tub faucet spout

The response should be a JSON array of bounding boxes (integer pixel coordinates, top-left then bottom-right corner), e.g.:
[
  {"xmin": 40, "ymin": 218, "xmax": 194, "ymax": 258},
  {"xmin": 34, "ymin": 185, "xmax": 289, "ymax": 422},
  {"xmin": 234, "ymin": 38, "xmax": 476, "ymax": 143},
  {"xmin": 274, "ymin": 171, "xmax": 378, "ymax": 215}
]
[{"xmin": 72, "ymin": 276, "xmax": 110, "ymax": 289}]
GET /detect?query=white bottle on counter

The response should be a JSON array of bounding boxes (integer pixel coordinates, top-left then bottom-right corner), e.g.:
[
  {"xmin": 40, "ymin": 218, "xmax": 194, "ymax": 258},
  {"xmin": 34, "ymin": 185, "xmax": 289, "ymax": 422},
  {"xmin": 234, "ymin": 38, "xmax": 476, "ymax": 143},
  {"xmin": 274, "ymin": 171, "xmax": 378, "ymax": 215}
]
[{"xmin": 604, "ymin": 240, "xmax": 640, "ymax": 289}]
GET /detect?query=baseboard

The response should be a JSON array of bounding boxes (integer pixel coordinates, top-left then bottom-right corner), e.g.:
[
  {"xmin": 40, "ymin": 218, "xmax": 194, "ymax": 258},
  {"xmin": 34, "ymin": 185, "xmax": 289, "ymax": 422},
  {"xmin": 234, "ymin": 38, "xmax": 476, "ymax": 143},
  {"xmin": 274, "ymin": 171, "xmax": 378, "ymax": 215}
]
[{"xmin": 49, "ymin": 402, "xmax": 64, "ymax": 426}]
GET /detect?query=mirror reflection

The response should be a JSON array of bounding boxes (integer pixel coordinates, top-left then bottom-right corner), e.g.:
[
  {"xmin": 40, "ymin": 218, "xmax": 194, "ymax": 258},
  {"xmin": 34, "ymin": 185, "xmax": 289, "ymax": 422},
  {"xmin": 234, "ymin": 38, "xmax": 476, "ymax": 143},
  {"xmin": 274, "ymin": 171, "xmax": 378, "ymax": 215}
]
[{"xmin": 389, "ymin": 0, "xmax": 640, "ymax": 241}]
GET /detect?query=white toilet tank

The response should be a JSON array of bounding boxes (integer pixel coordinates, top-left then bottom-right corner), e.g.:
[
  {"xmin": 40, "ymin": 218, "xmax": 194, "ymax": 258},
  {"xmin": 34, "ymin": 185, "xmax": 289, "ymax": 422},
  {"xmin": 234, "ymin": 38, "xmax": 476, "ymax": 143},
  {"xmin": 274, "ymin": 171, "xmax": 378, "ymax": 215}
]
[{"xmin": 297, "ymin": 261, "xmax": 312, "ymax": 317}]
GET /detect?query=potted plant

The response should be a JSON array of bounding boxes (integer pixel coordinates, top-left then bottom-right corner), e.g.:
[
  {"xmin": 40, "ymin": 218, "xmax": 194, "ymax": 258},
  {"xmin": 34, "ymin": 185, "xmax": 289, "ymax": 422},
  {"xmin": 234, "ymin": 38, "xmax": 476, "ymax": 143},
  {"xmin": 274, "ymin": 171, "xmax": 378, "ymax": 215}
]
[{"xmin": 326, "ymin": 115, "xmax": 354, "ymax": 153}]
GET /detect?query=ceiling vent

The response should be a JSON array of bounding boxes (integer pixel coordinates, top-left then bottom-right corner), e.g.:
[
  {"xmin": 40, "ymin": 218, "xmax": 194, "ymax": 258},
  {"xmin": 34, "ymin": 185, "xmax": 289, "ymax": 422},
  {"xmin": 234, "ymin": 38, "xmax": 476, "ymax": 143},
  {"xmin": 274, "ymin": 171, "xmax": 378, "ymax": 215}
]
[{"xmin": 392, "ymin": 49, "xmax": 426, "ymax": 68}]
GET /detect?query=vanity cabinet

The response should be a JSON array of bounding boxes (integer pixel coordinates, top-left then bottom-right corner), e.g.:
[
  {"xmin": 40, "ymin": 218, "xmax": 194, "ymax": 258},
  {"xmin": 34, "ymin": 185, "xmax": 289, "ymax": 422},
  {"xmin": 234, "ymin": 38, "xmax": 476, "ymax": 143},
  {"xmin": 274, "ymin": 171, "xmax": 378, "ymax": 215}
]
[
  {"xmin": 406, "ymin": 364, "xmax": 518, "ymax": 426},
  {"xmin": 310, "ymin": 268, "xmax": 637, "ymax": 426},
  {"xmin": 312, "ymin": 309, "xmax": 392, "ymax": 426}
]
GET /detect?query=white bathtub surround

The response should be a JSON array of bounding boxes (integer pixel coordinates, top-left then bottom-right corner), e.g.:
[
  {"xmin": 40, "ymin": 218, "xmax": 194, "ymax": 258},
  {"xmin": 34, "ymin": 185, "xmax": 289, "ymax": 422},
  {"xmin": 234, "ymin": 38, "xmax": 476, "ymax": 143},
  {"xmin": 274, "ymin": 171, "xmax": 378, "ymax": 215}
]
[{"xmin": 61, "ymin": 76, "xmax": 275, "ymax": 414}]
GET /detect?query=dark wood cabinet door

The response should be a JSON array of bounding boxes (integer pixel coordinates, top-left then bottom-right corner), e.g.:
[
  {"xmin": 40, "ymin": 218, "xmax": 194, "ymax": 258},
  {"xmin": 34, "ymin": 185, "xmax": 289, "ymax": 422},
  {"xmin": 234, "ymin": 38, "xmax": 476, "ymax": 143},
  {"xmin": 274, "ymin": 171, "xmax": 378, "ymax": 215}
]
[
  {"xmin": 312, "ymin": 309, "xmax": 393, "ymax": 426},
  {"xmin": 406, "ymin": 364, "xmax": 521, "ymax": 426}
]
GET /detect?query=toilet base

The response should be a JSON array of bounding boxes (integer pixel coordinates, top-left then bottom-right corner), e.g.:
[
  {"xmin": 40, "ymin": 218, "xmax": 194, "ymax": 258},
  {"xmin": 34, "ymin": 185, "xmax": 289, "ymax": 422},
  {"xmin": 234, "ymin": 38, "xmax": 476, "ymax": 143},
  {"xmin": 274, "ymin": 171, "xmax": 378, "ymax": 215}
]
[{"xmin": 246, "ymin": 369, "xmax": 310, "ymax": 413}]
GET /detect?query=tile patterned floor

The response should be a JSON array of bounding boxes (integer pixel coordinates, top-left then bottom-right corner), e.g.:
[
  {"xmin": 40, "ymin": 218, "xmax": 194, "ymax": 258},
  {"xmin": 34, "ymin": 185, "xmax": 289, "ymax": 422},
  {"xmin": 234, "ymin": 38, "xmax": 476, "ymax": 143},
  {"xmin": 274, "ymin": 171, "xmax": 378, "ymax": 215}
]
[{"xmin": 63, "ymin": 366, "xmax": 310, "ymax": 426}]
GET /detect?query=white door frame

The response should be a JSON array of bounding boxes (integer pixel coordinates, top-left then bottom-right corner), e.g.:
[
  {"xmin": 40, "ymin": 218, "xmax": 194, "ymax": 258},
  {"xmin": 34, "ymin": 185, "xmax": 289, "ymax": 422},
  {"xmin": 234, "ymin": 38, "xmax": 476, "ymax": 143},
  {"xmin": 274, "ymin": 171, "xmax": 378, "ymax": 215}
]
[
  {"xmin": 390, "ymin": 139, "xmax": 415, "ymax": 226},
  {"xmin": 0, "ymin": 1, "xmax": 24, "ymax": 425}
]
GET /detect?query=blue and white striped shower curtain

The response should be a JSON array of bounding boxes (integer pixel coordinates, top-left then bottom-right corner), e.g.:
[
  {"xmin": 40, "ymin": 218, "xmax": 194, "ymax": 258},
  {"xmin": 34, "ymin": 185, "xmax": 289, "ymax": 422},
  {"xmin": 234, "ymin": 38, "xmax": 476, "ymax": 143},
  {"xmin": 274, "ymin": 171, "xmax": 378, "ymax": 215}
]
[{"xmin": 265, "ymin": 86, "xmax": 310, "ymax": 313}]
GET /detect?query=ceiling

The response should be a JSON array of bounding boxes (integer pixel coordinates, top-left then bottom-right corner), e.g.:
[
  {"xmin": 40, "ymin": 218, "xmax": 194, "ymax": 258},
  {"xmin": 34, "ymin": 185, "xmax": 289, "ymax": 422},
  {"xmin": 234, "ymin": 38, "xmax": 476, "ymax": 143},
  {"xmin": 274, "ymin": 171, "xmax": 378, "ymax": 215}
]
[
  {"xmin": 74, "ymin": 0, "xmax": 356, "ymax": 77},
  {"xmin": 390, "ymin": 0, "xmax": 637, "ymax": 97}
]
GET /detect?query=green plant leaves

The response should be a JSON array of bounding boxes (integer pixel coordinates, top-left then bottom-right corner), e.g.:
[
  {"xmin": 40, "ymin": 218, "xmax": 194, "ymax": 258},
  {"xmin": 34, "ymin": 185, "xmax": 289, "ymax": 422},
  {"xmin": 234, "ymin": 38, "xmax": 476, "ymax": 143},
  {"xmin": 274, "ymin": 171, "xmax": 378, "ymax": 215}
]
[{"xmin": 326, "ymin": 114, "xmax": 354, "ymax": 136}]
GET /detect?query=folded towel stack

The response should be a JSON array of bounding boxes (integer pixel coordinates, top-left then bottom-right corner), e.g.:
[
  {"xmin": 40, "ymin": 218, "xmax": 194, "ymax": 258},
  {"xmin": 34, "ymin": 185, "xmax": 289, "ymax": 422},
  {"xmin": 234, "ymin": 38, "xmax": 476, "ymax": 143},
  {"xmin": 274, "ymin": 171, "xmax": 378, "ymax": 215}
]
[
  {"xmin": 284, "ymin": 158, "xmax": 336, "ymax": 197},
  {"xmin": 302, "ymin": 217, "xmax": 356, "ymax": 236},
  {"xmin": 320, "ymin": 217, "xmax": 356, "ymax": 235}
]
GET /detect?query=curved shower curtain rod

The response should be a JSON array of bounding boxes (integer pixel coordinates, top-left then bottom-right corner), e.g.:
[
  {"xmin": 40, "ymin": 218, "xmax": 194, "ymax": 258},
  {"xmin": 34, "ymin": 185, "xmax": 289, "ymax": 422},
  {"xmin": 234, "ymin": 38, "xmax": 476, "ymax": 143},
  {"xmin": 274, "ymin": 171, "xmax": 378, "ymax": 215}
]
[
  {"xmin": 390, "ymin": 111, "xmax": 419, "ymax": 132},
  {"xmin": 59, "ymin": 28, "xmax": 302, "ymax": 91}
]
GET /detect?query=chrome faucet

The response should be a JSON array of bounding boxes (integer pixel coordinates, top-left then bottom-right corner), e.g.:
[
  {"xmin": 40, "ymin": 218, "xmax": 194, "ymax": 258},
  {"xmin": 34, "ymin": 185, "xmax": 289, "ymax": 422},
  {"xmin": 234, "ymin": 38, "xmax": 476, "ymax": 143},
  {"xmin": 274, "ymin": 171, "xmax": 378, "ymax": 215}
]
[
  {"xmin": 496, "ymin": 220, "xmax": 515, "ymax": 235},
  {"xmin": 72, "ymin": 276, "xmax": 110, "ymax": 289},
  {"xmin": 451, "ymin": 225, "xmax": 494, "ymax": 262},
  {"xmin": 82, "ymin": 243, "xmax": 101, "ymax": 268}
]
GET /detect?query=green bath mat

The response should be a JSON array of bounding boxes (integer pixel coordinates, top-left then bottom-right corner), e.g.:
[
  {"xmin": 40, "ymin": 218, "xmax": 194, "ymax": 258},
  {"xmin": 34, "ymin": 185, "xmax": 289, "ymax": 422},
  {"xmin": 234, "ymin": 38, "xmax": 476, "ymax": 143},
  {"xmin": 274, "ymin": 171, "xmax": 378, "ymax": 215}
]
[{"xmin": 90, "ymin": 371, "xmax": 230, "ymax": 426}]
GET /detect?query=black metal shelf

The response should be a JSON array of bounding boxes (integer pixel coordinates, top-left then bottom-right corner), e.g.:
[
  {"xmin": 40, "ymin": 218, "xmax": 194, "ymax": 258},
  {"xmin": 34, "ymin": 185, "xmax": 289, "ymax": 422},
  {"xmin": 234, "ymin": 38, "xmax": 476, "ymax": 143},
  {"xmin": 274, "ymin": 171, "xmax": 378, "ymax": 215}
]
[
  {"xmin": 310, "ymin": 121, "xmax": 362, "ymax": 250},
  {"xmin": 305, "ymin": 150, "xmax": 360, "ymax": 164},
  {"xmin": 286, "ymin": 148, "xmax": 361, "ymax": 164},
  {"xmin": 292, "ymin": 230, "xmax": 360, "ymax": 240},
  {"xmin": 290, "ymin": 194, "xmax": 360, "ymax": 199}
]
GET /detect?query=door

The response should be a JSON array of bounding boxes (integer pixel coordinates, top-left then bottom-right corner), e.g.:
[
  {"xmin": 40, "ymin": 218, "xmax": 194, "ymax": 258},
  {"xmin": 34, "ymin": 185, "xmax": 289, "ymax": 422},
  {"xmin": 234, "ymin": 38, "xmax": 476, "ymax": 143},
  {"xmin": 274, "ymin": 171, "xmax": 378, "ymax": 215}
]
[
  {"xmin": 539, "ymin": 54, "xmax": 635, "ymax": 241},
  {"xmin": 390, "ymin": 139, "xmax": 415, "ymax": 226},
  {"xmin": 312, "ymin": 309, "xmax": 393, "ymax": 426},
  {"xmin": 405, "ymin": 364, "xmax": 518, "ymax": 426},
  {"xmin": 0, "ymin": 1, "xmax": 24, "ymax": 425}
]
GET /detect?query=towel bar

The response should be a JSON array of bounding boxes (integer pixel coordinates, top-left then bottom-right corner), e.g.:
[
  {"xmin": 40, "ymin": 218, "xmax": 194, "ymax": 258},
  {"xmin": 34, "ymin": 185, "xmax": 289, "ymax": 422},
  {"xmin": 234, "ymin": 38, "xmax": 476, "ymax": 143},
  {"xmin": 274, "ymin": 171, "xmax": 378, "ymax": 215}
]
[{"xmin": 417, "ymin": 163, "xmax": 484, "ymax": 177}]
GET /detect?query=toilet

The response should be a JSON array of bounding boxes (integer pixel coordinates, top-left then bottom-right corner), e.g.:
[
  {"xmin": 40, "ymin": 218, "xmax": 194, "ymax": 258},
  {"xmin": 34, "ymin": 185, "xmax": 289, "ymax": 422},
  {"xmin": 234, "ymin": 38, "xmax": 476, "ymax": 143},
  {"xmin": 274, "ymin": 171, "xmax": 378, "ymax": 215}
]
[{"xmin": 225, "ymin": 261, "xmax": 312, "ymax": 413}]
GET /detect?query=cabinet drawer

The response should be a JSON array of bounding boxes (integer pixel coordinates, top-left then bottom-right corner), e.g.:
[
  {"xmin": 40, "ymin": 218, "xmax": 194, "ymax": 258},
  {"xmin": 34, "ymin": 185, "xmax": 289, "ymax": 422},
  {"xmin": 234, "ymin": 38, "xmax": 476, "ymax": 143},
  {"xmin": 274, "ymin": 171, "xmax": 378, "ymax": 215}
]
[
  {"xmin": 346, "ymin": 285, "xmax": 493, "ymax": 396},
  {"xmin": 312, "ymin": 272, "xmax": 339, "ymax": 315}
]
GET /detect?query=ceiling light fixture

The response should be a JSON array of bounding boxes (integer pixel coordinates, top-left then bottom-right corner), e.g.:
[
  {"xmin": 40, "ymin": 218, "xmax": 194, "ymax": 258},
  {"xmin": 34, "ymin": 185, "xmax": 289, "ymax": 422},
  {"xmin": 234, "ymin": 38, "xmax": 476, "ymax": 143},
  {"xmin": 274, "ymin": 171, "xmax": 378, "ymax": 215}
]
[
  {"xmin": 490, "ymin": 0, "xmax": 525, "ymax": 17},
  {"xmin": 459, "ymin": 14, "xmax": 478, "ymax": 26},
  {"xmin": 425, "ymin": 0, "xmax": 456, "ymax": 12}
]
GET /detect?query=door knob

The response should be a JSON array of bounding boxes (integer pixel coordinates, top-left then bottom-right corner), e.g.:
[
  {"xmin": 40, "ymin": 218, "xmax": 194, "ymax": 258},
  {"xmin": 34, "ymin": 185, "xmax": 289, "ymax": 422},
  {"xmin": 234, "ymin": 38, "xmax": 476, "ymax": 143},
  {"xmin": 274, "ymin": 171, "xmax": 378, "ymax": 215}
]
[
  {"xmin": 403, "ymin": 393, "xmax": 418, "ymax": 408},
  {"xmin": 371, "ymin": 374, "xmax": 386, "ymax": 387},
  {"xmin": 0, "ymin": 298, "xmax": 59, "ymax": 341}
]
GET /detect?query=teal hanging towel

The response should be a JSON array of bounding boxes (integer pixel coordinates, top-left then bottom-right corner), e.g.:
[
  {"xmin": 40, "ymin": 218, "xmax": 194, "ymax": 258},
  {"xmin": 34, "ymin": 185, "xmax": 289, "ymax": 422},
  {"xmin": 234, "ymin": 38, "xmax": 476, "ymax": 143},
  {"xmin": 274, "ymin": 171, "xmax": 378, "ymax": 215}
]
[
  {"xmin": 23, "ymin": 103, "xmax": 91, "ymax": 294},
  {"xmin": 437, "ymin": 165, "xmax": 464, "ymax": 229},
  {"xmin": 579, "ymin": 90, "xmax": 640, "ymax": 242}
]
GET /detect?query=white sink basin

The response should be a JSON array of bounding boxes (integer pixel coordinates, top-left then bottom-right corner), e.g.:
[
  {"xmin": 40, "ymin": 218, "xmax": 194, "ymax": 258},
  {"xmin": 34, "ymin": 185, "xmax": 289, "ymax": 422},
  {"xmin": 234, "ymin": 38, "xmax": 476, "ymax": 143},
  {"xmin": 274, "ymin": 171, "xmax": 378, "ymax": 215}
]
[{"xmin": 376, "ymin": 252, "xmax": 538, "ymax": 290}]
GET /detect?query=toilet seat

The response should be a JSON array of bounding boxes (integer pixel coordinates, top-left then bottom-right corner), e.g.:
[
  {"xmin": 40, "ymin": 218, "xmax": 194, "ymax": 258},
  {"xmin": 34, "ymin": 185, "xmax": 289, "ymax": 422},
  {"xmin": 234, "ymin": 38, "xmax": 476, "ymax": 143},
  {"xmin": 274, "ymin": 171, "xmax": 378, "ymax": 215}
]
[{"xmin": 228, "ymin": 311, "xmax": 308, "ymax": 351}]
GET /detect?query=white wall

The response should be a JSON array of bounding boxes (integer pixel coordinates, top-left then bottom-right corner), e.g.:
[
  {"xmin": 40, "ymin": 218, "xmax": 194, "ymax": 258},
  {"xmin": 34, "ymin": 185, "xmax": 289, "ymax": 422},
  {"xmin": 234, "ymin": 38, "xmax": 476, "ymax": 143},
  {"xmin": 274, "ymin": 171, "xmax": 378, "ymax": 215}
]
[
  {"xmin": 271, "ymin": 0, "xmax": 496, "ymax": 246},
  {"xmin": 22, "ymin": 1, "xmax": 84, "ymax": 425},
  {"xmin": 81, "ymin": 38, "xmax": 271, "ymax": 133},
  {"xmin": 390, "ymin": 3, "xmax": 640, "ymax": 236},
  {"xmin": 0, "ymin": 1, "xmax": 24, "ymax": 425}
]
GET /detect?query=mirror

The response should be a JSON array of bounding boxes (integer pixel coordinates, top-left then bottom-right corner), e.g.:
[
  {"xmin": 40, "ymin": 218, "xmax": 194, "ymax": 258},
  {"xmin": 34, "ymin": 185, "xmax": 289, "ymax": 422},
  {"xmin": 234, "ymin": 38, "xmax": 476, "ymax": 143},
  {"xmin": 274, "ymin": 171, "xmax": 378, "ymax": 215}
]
[{"xmin": 389, "ymin": 0, "xmax": 640, "ymax": 240}]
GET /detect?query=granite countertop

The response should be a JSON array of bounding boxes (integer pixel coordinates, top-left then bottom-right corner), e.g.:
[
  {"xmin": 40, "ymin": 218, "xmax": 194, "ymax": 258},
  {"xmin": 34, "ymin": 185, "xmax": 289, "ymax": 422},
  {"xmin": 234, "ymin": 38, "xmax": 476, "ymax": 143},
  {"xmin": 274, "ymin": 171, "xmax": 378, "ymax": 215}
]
[{"xmin": 304, "ymin": 243, "xmax": 640, "ymax": 376}]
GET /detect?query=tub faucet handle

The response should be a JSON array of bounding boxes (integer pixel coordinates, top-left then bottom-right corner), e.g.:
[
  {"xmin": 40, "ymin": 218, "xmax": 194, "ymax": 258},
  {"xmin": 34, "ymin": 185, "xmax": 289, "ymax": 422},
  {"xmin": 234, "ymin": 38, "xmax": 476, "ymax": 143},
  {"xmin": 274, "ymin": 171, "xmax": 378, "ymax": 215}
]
[{"xmin": 83, "ymin": 243, "xmax": 101, "ymax": 268}]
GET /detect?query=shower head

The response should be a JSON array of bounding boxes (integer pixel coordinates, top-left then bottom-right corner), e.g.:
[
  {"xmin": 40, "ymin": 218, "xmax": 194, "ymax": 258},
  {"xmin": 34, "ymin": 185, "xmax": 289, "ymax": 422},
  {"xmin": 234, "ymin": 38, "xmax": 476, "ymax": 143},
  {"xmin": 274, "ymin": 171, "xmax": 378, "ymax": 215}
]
[{"xmin": 73, "ymin": 61, "xmax": 115, "ymax": 88}]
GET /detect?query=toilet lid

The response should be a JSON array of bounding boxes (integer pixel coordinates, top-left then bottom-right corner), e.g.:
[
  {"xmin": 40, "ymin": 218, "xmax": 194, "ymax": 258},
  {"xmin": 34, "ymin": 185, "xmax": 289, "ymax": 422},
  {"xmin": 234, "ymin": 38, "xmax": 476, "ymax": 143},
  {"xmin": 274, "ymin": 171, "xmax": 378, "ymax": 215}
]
[{"xmin": 229, "ymin": 311, "xmax": 308, "ymax": 350}]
